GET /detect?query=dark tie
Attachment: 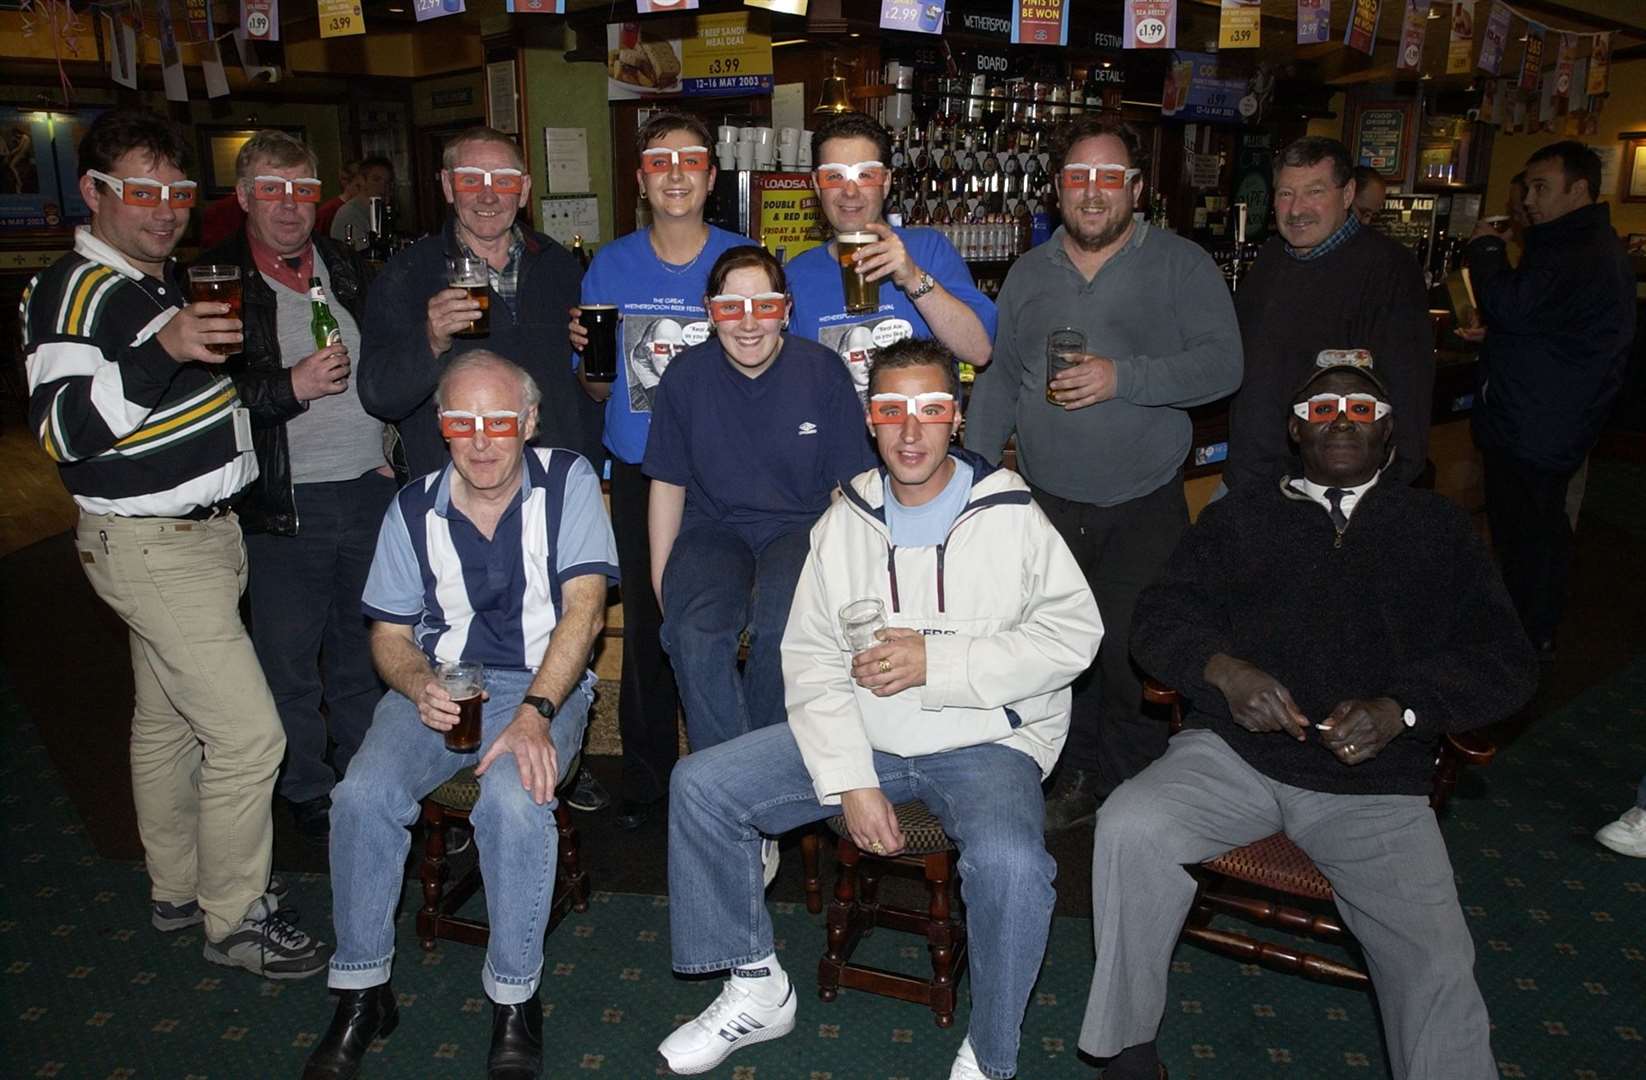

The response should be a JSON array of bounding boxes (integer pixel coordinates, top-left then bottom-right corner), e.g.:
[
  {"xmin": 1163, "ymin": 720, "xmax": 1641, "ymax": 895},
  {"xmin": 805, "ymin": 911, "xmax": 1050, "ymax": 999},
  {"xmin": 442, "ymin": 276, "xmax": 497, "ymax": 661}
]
[{"xmin": 1325, "ymin": 487, "xmax": 1349, "ymax": 532}]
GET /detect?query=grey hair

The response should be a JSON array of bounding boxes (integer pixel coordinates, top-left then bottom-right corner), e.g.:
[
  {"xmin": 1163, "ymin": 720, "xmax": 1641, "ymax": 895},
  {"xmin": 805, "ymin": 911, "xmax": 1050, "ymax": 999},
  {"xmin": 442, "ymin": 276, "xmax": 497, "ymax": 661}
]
[
  {"xmin": 435, "ymin": 350, "xmax": 541, "ymax": 412},
  {"xmin": 441, "ymin": 126, "xmax": 525, "ymax": 172},
  {"xmin": 234, "ymin": 129, "xmax": 320, "ymax": 181}
]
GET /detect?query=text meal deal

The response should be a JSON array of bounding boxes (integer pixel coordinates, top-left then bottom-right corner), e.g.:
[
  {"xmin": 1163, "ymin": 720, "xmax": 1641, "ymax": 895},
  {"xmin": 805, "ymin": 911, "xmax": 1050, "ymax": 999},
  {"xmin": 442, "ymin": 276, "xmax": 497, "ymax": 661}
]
[{"xmin": 681, "ymin": 13, "xmax": 773, "ymax": 96}]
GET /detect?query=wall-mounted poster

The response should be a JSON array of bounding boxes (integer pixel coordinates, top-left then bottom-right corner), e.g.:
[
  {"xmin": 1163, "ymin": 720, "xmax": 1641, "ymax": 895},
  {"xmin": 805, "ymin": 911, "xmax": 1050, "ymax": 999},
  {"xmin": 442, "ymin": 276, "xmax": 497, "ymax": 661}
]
[
  {"xmin": 0, "ymin": 108, "xmax": 100, "ymax": 233},
  {"xmin": 1354, "ymin": 100, "xmax": 1415, "ymax": 178},
  {"xmin": 607, "ymin": 14, "xmax": 773, "ymax": 100}
]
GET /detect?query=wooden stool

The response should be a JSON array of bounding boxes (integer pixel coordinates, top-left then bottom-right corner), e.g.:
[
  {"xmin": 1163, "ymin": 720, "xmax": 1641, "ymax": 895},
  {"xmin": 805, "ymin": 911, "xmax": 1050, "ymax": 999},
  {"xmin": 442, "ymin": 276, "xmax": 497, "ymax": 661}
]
[
  {"xmin": 799, "ymin": 801, "xmax": 967, "ymax": 1028},
  {"xmin": 416, "ymin": 760, "xmax": 590, "ymax": 951}
]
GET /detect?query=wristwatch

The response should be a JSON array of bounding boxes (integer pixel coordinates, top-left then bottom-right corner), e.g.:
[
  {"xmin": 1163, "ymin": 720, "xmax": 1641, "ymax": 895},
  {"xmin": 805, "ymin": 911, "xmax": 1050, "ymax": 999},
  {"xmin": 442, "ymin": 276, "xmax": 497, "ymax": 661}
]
[
  {"xmin": 906, "ymin": 270, "xmax": 936, "ymax": 300},
  {"xmin": 521, "ymin": 695, "xmax": 557, "ymax": 723},
  {"xmin": 1401, "ymin": 707, "xmax": 1417, "ymax": 728}
]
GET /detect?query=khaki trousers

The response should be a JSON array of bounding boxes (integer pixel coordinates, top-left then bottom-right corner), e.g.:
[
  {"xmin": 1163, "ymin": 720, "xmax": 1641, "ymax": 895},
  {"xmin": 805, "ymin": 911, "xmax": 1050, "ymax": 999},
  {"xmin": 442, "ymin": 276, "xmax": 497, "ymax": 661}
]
[{"xmin": 75, "ymin": 510, "xmax": 285, "ymax": 941}]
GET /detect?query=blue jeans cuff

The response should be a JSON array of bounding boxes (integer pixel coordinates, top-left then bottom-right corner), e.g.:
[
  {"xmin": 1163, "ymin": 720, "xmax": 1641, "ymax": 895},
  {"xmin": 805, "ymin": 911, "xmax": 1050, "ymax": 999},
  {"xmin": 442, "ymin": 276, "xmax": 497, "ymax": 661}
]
[
  {"xmin": 482, "ymin": 958, "xmax": 542, "ymax": 1005},
  {"xmin": 328, "ymin": 954, "xmax": 392, "ymax": 991}
]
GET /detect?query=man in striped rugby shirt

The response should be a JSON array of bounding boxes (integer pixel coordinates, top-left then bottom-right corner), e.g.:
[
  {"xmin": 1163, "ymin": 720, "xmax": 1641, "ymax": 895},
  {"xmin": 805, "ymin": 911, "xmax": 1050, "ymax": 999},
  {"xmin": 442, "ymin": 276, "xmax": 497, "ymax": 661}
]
[{"xmin": 21, "ymin": 108, "xmax": 324, "ymax": 980}]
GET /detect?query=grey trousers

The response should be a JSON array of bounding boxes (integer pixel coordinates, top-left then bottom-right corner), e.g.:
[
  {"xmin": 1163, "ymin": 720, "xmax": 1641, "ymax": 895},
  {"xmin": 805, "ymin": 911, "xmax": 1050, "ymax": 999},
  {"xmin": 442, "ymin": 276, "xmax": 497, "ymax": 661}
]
[{"xmin": 1079, "ymin": 730, "xmax": 1497, "ymax": 1080}]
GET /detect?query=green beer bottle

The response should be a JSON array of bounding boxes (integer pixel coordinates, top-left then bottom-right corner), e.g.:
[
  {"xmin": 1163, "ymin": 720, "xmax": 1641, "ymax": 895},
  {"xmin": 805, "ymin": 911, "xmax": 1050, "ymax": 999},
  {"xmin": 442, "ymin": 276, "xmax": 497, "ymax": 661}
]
[{"xmin": 308, "ymin": 276, "xmax": 342, "ymax": 349}]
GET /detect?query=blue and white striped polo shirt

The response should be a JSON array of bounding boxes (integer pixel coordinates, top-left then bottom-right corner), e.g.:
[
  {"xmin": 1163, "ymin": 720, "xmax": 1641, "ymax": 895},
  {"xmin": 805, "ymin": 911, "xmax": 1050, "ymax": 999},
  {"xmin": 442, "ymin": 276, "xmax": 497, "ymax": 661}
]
[{"xmin": 362, "ymin": 447, "xmax": 618, "ymax": 672}]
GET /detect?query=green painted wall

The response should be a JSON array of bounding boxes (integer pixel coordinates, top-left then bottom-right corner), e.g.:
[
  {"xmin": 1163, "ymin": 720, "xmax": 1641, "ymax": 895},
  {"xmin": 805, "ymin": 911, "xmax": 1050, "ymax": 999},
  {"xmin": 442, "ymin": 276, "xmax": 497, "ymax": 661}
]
[{"xmin": 521, "ymin": 42, "xmax": 614, "ymax": 247}]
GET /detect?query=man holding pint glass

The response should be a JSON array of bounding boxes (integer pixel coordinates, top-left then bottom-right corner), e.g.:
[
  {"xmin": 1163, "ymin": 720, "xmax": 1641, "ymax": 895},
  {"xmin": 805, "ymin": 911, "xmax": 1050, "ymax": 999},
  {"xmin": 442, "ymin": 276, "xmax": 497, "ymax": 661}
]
[
  {"xmin": 21, "ymin": 109, "xmax": 322, "ymax": 978},
  {"xmin": 307, "ymin": 351, "xmax": 617, "ymax": 1079},
  {"xmin": 965, "ymin": 113, "xmax": 1242, "ymax": 833},
  {"xmin": 359, "ymin": 126, "xmax": 597, "ymax": 483},
  {"xmin": 785, "ymin": 112, "xmax": 996, "ymax": 401},
  {"xmin": 658, "ymin": 338, "xmax": 1101, "ymax": 1080},
  {"xmin": 565, "ymin": 111, "xmax": 745, "ymax": 830}
]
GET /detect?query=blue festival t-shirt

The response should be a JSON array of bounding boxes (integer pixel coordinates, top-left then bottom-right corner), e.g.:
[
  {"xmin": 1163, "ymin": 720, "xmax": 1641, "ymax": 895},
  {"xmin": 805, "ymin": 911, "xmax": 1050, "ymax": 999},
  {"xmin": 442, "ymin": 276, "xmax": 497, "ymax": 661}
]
[
  {"xmin": 786, "ymin": 227, "xmax": 997, "ymax": 403},
  {"xmin": 575, "ymin": 225, "xmax": 747, "ymax": 464}
]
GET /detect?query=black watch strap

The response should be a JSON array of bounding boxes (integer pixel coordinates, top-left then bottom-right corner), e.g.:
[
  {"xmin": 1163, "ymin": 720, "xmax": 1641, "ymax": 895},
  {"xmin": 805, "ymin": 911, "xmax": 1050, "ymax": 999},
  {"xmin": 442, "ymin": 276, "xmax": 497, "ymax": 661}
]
[{"xmin": 521, "ymin": 694, "xmax": 557, "ymax": 722}]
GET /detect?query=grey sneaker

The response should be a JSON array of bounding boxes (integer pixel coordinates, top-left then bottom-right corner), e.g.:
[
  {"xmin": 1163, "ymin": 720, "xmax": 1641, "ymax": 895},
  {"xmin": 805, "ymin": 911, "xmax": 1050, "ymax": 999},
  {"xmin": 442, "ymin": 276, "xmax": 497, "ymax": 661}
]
[
  {"xmin": 203, "ymin": 896, "xmax": 327, "ymax": 980},
  {"xmin": 151, "ymin": 898, "xmax": 205, "ymax": 933},
  {"xmin": 154, "ymin": 875, "xmax": 288, "ymax": 933},
  {"xmin": 564, "ymin": 767, "xmax": 611, "ymax": 812}
]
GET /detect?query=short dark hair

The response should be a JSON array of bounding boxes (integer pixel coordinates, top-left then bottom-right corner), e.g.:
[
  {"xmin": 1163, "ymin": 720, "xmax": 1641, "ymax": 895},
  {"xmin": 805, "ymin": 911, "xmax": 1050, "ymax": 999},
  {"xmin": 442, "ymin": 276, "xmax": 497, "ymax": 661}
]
[
  {"xmin": 1276, "ymin": 136, "xmax": 1353, "ymax": 189},
  {"xmin": 78, "ymin": 108, "xmax": 191, "ymax": 180},
  {"xmin": 811, "ymin": 112, "xmax": 891, "ymax": 170},
  {"xmin": 636, "ymin": 111, "xmax": 714, "ymax": 158},
  {"xmin": 866, "ymin": 337, "xmax": 961, "ymax": 399},
  {"xmin": 1048, "ymin": 113, "xmax": 1147, "ymax": 178},
  {"xmin": 1351, "ymin": 165, "xmax": 1383, "ymax": 193},
  {"xmin": 1509, "ymin": 170, "xmax": 1526, "ymax": 189},
  {"xmin": 705, "ymin": 244, "xmax": 786, "ymax": 298},
  {"xmin": 359, "ymin": 155, "xmax": 394, "ymax": 175},
  {"xmin": 1526, "ymin": 140, "xmax": 1601, "ymax": 202}
]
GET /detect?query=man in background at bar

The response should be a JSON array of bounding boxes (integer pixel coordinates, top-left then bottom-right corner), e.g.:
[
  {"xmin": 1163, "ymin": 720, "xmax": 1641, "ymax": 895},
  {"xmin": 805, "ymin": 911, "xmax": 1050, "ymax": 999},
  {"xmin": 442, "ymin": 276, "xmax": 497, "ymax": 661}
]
[
  {"xmin": 786, "ymin": 112, "xmax": 995, "ymax": 399},
  {"xmin": 1224, "ymin": 137, "xmax": 1432, "ymax": 494},
  {"xmin": 315, "ymin": 158, "xmax": 360, "ymax": 239},
  {"xmin": 330, "ymin": 155, "xmax": 393, "ymax": 251},
  {"xmin": 965, "ymin": 113, "xmax": 1242, "ymax": 832},
  {"xmin": 358, "ymin": 126, "xmax": 596, "ymax": 481},
  {"xmin": 1466, "ymin": 140, "xmax": 1635, "ymax": 659},
  {"xmin": 21, "ymin": 108, "xmax": 323, "ymax": 979},
  {"xmin": 1349, "ymin": 164, "xmax": 1387, "ymax": 225},
  {"xmin": 202, "ymin": 130, "xmax": 392, "ymax": 845}
]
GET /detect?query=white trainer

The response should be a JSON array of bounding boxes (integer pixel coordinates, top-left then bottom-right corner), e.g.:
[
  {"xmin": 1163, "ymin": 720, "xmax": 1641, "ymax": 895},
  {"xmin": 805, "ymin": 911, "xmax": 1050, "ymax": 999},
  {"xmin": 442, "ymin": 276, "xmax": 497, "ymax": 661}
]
[
  {"xmin": 659, "ymin": 970, "xmax": 797, "ymax": 1075},
  {"xmin": 949, "ymin": 1037, "xmax": 988, "ymax": 1080},
  {"xmin": 761, "ymin": 837, "xmax": 780, "ymax": 889},
  {"xmin": 1596, "ymin": 805, "xmax": 1646, "ymax": 858}
]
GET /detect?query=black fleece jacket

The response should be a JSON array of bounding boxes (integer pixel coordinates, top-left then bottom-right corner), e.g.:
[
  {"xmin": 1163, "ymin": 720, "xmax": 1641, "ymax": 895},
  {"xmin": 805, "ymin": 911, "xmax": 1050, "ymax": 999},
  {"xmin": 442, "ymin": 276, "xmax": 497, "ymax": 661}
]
[{"xmin": 1132, "ymin": 476, "xmax": 1537, "ymax": 796}]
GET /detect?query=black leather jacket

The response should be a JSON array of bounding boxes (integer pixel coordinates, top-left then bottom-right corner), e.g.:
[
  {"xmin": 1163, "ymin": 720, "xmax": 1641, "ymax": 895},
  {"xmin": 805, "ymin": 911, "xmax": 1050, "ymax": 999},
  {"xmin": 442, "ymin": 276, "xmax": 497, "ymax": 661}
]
[{"xmin": 201, "ymin": 230, "xmax": 373, "ymax": 535}]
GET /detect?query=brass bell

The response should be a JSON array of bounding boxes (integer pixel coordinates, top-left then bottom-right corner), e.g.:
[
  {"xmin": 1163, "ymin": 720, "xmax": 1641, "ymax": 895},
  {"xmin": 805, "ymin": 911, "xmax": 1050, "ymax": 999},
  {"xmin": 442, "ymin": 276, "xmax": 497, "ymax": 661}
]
[{"xmin": 814, "ymin": 61, "xmax": 852, "ymax": 115}]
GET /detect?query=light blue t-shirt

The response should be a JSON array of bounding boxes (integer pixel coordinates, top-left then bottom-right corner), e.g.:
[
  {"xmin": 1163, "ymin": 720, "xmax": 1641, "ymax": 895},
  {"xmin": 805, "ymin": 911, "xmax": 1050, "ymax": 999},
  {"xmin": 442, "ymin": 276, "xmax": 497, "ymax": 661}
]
[
  {"xmin": 786, "ymin": 227, "xmax": 997, "ymax": 403},
  {"xmin": 574, "ymin": 226, "xmax": 747, "ymax": 464},
  {"xmin": 884, "ymin": 458, "xmax": 973, "ymax": 548}
]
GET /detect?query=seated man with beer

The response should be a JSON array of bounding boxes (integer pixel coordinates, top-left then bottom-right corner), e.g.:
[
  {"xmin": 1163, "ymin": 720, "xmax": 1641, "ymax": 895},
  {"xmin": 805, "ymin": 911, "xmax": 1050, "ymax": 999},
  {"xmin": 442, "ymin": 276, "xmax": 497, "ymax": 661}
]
[
  {"xmin": 303, "ymin": 351, "xmax": 617, "ymax": 1080},
  {"xmin": 657, "ymin": 338, "xmax": 1102, "ymax": 1080},
  {"xmin": 1078, "ymin": 362, "xmax": 1537, "ymax": 1080}
]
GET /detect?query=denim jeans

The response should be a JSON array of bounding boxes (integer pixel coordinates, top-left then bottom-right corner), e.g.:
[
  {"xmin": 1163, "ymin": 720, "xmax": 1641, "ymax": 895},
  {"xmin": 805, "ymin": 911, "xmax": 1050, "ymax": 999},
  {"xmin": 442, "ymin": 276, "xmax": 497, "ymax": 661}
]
[
  {"xmin": 668, "ymin": 724, "xmax": 1056, "ymax": 1080},
  {"xmin": 659, "ymin": 522, "xmax": 811, "ymax": 751},
  {"xmin": 246, "ymin": 472, "xmax": 395, "ymax": 803},
  {"xmin": 327, "ymin": 666, "xmax": 592, "ymax": 1004}
]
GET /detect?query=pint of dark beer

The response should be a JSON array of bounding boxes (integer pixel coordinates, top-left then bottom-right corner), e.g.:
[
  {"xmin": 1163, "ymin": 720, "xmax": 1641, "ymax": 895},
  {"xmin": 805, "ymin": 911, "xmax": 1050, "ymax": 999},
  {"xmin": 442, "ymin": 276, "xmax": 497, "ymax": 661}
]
[
  {"xmin": 446, "ymin": 256, "xmax": 490, "ymax": 338},
  {"xmin": 836, "ymin": 232, "xmax": 880, "ymax": 315},
  {"xmin": 435, "ymin": 660, "xmax": 485, "ymax": 753},
  {"xmin": 186, "ymin": 265, "xmax": 243, "ymax": 355},
  {"xmin": 579, "ymin": 305, "xmax": 620, "ymax": 382}
]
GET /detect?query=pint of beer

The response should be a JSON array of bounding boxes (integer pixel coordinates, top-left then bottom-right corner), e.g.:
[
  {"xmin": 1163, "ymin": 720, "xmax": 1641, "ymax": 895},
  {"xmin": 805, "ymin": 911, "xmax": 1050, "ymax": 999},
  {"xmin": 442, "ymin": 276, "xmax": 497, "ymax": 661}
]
[
  {"xmin": 1045, "ymin": 327, "xmax": 1086, "ymax": 405},
  {"xmin": 186, "ymin": 265, "xmax": 243, "ymax": 356},
  {"xmin": 435, "ymin": 660, "xmax": 485, "ymax": 753},
  {"xmin": 836, "ymin": 232, "xmax": 880, "ymax": 315},
  {"xmin": 580, "ymin": 304, "xmax": 620, "ymax": 382},
  {"xmin": 446, "ymin": 255, "xmax": 491, "ymax": 338}
]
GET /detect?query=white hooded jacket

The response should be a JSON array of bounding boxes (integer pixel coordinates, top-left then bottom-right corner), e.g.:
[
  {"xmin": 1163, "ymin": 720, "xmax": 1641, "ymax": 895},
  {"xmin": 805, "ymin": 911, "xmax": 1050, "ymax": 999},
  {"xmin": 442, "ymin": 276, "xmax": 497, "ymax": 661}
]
[{"xmin": 781, "ymin": 449, "xmax": 1104, "ymax": 804}]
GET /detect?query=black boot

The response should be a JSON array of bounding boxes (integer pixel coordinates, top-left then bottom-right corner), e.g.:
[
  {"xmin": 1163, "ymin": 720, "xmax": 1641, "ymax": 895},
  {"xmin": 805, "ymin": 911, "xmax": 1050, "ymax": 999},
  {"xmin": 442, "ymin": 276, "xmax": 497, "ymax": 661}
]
[
  {"xmin": 1043, "ymin": 767, "xmax": 1103, "ymax": 832},
  {"xmin": 488, "ymin": 992, "xmax": 543, "ymax": 1079},
  {"xmin": 303, "ymin": 982, "xmax": 399, "ymax": 1079}
]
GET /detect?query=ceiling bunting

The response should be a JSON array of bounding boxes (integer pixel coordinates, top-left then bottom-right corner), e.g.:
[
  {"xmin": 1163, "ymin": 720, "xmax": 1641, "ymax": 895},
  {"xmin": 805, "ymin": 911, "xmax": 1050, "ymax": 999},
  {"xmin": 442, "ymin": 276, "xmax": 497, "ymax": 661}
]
[
  {"xmin": 241, "ymin": 0, "xmax": 278, "ymax": 41},
  {"xmin": 1476, "ymin": 0, "xmax": 1509, "ymax": 74},
  {"xmin": 1343, "ymin": 0, "xmax": 1380, "ymax": 56},
  {"xmin": 1586, "ymin": 32, "xmax": 1610, "ymax": 96},
  {"xmin": 157, "ymin": 1, "xmax": 188, "ymax": 101},
  {"xmin": 202, "ymin": 39, "xmax": 231, "ymax": 98},
  {"xmin": 505, "ymin": 0, "xmax": 566, "ymax": 10},
  {"xmin": 1394, "ymin": 0, "xmax": 1429, "ymax": 72},
  {"xmin": 186, "ymin": 0, "xmax": 211, "ymax": 39},
  {"xmin": 1124, "ymin": 0, "xmax": 1176, "ymax": 49},
  {"xmin": 414, "ymin": 0, "xmax": 464, "ymax": 21},
  {"xmin": 1446, "ymin": 1, "xmax": 1473, "ymax": 75},
  {"xmin": 104, "ymin": 12, "xmax": 138, "ymax": 89},
  {"xmin": 1516, "ymin": 22, "xmax": 1543, "ymax": 94},
  {"xmin": 1551, "ymin": 32, "xmax": 1576, "ymax": 102},
  {"xmin": 1217, "ymin": 0, "xmax": 1258, "ymax": 50},
  {"xmin": 638, "ymin": 0, "xmax": 700, "ymax": 11},
  {"xmin": 1297, "ymin": 0, "xmax": 1330, "ymax": 45}
]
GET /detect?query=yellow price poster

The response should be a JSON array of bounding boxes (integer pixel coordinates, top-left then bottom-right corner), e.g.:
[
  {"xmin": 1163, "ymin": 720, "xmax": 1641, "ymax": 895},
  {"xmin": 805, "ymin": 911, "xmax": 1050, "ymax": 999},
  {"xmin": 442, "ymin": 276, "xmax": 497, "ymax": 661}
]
[
  {"xmin": 753, "ymin": 175, "xmax": 823, "ymax": 263},
  {"xmin": 680, "ymin": 13, "xmax": 773, "ymax": 95},
  {"xmin": 1218, "ymin": 0, "xmax": 1260, "ymax": 49},
  {"xmin": 318, "ymin": 0, "xmax": 365, "ymax": 38}
]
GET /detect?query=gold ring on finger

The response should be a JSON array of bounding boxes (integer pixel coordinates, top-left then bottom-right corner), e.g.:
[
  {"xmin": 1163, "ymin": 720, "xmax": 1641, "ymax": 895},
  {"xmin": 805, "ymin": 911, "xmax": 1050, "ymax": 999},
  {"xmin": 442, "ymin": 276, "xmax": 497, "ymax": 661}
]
[
  {"xmin": 877, "ymin": 658, "xmax": 892, "ymax": 673},
  {"xmin": 869, "ymin": 841, "xmax": 887, "ymax": 854},
  {"xmin": 1346, "ymin": 743, "xmax": 1357, "ymax": 754}
]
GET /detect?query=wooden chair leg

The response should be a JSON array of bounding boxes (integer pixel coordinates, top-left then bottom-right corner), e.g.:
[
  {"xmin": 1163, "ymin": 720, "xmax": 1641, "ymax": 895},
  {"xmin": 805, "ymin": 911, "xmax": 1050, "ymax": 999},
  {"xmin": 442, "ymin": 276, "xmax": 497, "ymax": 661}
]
[
  {"xmin": 819, "ymin": 838, "xmax": 861, "ymax": 1002},
  {"xmin": 800, "ymin": 831, "xmax": 823, "ymax": 915},
  {"xmin": 923, "ymin": 852, "xmax": 957, "ymax": 1028},
  {"xmin": 555, "ymin": 803, "xmax": 589, "ymax": 912},
  {"xmin": 417, "ymin": 800, "xmax": 447, "ymax": 951}
]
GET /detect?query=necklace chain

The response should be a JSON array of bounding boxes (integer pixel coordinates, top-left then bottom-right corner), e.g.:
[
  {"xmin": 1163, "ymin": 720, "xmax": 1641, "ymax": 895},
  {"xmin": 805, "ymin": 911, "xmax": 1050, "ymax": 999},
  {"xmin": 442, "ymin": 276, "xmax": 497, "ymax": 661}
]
[{"xmin": 652, "ymin": 228, "xmax": 709, "ymax": 275}]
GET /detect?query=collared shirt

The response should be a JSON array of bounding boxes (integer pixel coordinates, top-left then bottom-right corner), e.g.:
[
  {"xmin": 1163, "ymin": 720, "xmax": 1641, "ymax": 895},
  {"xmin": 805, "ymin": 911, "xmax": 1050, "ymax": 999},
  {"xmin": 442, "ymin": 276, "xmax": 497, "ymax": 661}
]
[
  {"xmin": 1285, "ymin": 213, "xmax": 1360, "ymax": 261},
  {"xmin": 464, "ymin": 225, "xmax": 527, "ymax": 318},
  {"xmin": 1290, "ymin": 471, "xmax": 1380, "ymax": 521},
  {"xmin": 246, "ymin": 230, "xmax": 313, "ymax": 294},
  {"xmin": 361, "ymin": 447, "xmax": 619, "ymax": 672}
]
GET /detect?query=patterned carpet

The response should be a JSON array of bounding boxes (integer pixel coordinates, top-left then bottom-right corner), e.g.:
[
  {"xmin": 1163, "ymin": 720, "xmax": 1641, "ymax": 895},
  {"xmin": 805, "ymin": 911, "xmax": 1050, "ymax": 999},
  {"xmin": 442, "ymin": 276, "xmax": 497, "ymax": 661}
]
[{"xmin": 3, "ymin": 655, "xmax": 1643, "ymax": 1080}]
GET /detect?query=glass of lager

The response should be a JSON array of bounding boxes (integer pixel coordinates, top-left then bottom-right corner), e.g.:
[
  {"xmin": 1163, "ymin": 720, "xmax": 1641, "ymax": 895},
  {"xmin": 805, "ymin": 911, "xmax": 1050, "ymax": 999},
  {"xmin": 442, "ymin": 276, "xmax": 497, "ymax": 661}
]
[
  {"xmin": 187, "ymin": 265, "xmax": 243, "ymax": 355},
  {"xmin": 836, "ymin": 232, "xmax": 880, "ymax": 315},
  {"xmin": 435, "ymin": 660, "xmax": 486, "ymax": 753},
  {"xmin": 446, "ymin": 255, "xmax": 490, "ymax": 338}
]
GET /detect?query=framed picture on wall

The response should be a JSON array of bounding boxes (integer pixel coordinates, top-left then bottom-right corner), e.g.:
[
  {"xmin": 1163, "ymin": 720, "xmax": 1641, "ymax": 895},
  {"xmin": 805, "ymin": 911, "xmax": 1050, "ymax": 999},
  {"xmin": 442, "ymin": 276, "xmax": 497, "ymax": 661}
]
[
  {"xmin": 1621, "ymin": 132, "xmax": 1646, "ymax": 204},
  {"xmin": 198, "ymin": 125, "xmax": 305, "ymax": 196}
]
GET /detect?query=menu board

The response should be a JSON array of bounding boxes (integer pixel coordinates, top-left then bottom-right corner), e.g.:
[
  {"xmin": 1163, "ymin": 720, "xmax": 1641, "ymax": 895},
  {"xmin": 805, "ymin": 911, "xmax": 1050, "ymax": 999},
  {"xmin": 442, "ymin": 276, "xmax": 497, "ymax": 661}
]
[
  {"xmin": 1355, "ymin": 102, "xmax": 1414, "ymax": 178},
  {"xmin": 1366, "ymin": 193, "xmax": 1437, "ymax": 267}
]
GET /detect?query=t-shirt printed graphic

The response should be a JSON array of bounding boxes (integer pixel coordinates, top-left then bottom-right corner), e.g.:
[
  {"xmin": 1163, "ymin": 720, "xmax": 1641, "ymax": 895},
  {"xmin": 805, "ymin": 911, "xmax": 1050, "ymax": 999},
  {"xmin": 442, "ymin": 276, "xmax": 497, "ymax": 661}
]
[
  {"xmin": 624, "ymin": 311, "xmax": 712, "ymax": 413},
  {"xmin": 816, "ymin": 314, "xmax": 916, "ymax": 404}
]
